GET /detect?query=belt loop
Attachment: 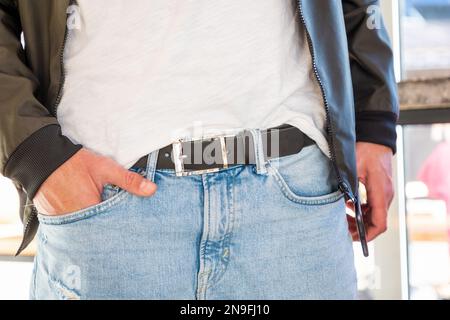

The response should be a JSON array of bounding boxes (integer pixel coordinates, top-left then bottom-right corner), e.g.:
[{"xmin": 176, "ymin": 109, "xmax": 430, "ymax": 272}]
[
  {"xmin": 248, "ymin": 129, "xmax": 268, "ymax": 175},
  {"xmin": 145, "ymin": 149, "xmax": 159, "ymax": 182}
]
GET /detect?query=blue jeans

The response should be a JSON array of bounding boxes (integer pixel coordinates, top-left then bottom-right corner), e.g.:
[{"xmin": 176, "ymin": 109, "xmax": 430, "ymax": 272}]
[{"xmin": 31, "ymin": 130, "xmax": 357, "ymax": 300}]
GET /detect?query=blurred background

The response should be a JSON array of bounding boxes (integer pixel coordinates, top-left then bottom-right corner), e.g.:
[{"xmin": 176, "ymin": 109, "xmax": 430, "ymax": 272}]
[{"xmin": 1, "ymin": 0, "xmax": 450, "ymax": 299}]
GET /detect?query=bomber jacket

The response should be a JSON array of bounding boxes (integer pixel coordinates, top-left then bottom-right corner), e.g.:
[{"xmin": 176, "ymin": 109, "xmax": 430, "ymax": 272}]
[{"xmin": 0, "ymin": 0, "xmax": 399, "ymax": 255}]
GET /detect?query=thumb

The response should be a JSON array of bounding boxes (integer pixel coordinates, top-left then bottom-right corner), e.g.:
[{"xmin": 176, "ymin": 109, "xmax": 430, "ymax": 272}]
[{"xmin": 107, "ymin": 164, "xmax": 157, "ymax": 197}]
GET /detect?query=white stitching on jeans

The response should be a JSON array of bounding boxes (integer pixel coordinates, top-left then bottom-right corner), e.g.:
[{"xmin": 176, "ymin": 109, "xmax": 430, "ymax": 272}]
[
  {"xmin": 267, "ymin": 164, "xmax": 344, "ymax": 205},
  {"xmin": 37, "ymin": 189, "xmax": 129, "ymax": 225}
]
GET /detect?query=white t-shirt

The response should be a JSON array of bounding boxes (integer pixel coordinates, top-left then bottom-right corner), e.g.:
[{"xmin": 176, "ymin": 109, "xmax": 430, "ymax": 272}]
[{"xmin": 58, "ymin": 0, "xmax": 330, "ymax": 168}]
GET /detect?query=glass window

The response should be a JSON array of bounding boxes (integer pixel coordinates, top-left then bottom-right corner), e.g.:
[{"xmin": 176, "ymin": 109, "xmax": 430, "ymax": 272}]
[
  {"xmin": 0, "ymin": 176, "xmax": 35, "ymax": 300},
  {"xmin": 0, "ymin": 176, "xmax": 32, "ymax": 256},
  {"xmin": 401, "ymin": 0, "xmax": 450, "ymax": 79},
  {"xmin": 403, "ymin": 124, "xmax": 450, "ymax": 299}
]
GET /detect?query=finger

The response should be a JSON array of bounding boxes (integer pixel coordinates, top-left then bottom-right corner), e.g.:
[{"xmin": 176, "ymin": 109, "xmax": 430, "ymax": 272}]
[
  {"xmin": 366, "ymin": 207, "xmax": 388, "ymax": 241},
  {"xmin": 365, "ymin": 174, "xmax": 389, "ymax": 241},
  {"xmin": 345, "ymin": 200, "xmax": 354, "ymax": 211},
  {"xmin": 107, "ymin": 164, "xmax": 157, "ymax": 197},
  {"xmin": 346, "ymin": 215, "xmax": 359, "ymax": 241},
  {"xmin": 346, "ymin": 200, "xmax": 369, "ymax": 241}
]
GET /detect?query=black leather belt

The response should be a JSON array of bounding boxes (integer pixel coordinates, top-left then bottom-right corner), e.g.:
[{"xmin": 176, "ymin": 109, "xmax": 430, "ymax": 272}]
[{"xmin": 132, "ymin": 124, "xmax": 314, "ymax": 176}]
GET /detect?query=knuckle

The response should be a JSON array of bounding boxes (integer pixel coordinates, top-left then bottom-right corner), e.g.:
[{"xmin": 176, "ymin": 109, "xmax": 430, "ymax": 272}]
[{"xmin": 124, "ymin": 171, "xmax": 137, "ymax": 187}]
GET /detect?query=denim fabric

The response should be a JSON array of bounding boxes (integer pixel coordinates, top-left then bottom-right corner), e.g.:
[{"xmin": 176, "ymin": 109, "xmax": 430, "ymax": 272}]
[{"xmin": 30, "ymin": 132, "xmax": 357, "ymax": 300}]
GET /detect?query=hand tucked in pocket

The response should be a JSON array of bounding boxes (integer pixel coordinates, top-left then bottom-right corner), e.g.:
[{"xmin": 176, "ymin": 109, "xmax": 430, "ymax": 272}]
[{"xmin": 33, "ymin": 148, "xmax": 157, "ymax": 216}]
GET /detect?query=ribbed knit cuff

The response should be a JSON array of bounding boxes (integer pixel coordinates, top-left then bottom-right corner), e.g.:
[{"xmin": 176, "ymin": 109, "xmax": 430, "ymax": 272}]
[
  {"xmin": 3, "ymin": 124, "xmax": 82, "ymax": 200},
  {"xmin": 355, "ymin": 111, "xmax": 398, "ymax": 154}
]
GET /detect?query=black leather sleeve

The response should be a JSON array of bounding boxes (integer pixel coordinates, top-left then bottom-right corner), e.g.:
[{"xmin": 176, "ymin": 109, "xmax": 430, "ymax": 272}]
[
  {"xmin": 0, "ymin": 1, "xmax": 82, "ymax": 200},
  {"xmin": 342, "ymin": 0, "xmax": 400, "ymax": 153}
]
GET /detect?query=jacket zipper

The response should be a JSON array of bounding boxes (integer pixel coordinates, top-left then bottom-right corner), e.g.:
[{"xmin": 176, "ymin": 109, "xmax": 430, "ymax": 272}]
[
  {"xmin": 16, "ymin": 0, "xmax": 74, "ymax": 256},
  {"xmin": 297, "ymin": 0, "xmax": 368, "ymax": 256},
  {"xmin": 296, "ymin": 0, "xmax": 354, "ymax": 200},
  {"xmin": 15, "ymin": 206, "xmax": 38, "ymax": 255},
  {"xmin": 52, "ymin": 0, "xmax": 75, "ymax": 116}
]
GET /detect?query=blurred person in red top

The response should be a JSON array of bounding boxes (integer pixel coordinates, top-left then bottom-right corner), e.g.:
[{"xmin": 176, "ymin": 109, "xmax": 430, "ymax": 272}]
[{"xmin": 418, "ymin": 140, "xmax": 450, "ymax": 246}]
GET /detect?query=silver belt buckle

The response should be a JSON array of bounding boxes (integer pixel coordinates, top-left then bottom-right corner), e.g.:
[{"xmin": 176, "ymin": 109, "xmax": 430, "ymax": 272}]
[{"xmin": 172, "ymin": 135, "xmax": 229, "ymax": 177}]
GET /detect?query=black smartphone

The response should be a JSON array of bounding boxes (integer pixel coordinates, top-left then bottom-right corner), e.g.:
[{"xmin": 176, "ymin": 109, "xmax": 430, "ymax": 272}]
[{"xmin": 355, "ymin": 197, "xmax": 369, "ymax": 257}]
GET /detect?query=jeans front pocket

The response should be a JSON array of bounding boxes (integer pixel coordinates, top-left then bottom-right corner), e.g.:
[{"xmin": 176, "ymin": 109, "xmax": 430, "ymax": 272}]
[
  {"xmin": 37, "ymin": 166, "xmax": 146, "ymax": 225},
  {"xmin": 267, "ymin": 144, "xmax": 344, "ymax": 205},
  {"xmin": 37, "ymin": 186, "xmax": 130, "ymax": 225}
]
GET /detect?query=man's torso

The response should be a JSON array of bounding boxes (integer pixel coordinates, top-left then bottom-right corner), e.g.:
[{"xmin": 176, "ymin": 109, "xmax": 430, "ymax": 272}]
[{"xmin": 57, "ymin": 0, "xmax": 329, "ymax": 168}]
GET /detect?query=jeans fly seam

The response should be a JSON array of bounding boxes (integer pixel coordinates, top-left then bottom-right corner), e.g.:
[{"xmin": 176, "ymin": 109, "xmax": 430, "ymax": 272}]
[
  {"xmin": 196, "ymin": 174, "xmax": 210, "ymax": 299},
  {"xmin": 207, "ymin": 171, "xmax": 236, "ymax": 289}
]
